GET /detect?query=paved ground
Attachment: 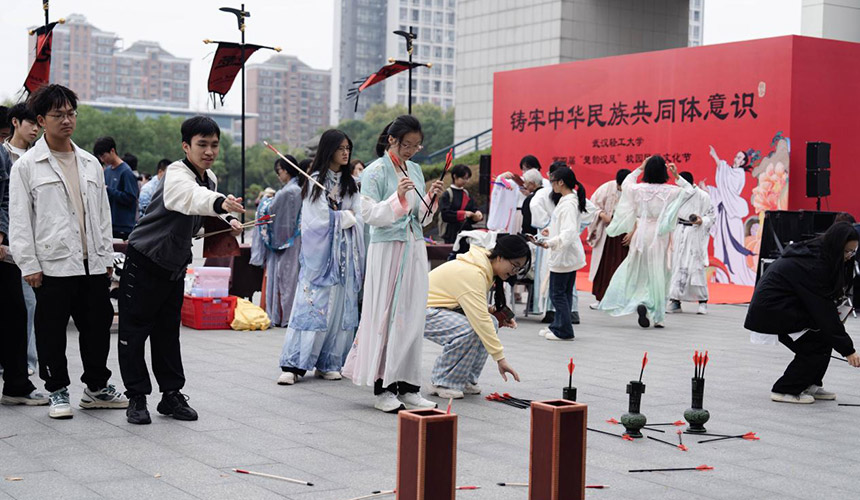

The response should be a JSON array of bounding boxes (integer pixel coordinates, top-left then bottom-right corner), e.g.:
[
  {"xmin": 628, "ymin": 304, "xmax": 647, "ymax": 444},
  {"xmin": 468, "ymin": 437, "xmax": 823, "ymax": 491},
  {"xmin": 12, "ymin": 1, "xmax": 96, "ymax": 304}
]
[{"xmin": 2, "ymin": 297, "xmax": 859, "ymax": 500}]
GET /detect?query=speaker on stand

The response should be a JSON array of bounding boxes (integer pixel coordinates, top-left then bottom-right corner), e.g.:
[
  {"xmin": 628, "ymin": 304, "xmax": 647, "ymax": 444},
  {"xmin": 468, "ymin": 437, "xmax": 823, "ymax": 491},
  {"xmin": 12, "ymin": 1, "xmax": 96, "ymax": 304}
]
[{"xmin": 806, "ymin": 142, "xmax": 831, "ymax": 211}]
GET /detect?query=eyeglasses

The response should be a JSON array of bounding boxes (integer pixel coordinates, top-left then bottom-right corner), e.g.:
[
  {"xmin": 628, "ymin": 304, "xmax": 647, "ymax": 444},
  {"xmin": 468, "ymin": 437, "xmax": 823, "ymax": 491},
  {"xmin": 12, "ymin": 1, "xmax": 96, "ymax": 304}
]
[
  {"xmin": 336, "ymin": 146, "xmax": 352, "ymax": 153},
  {"xmin": 399, "ymin": 141, "xmax": 423, "ymax": 152},
  {"xmin": 509, "ymin": 259, "xmax": 527, "ymax": 274},
  {"xmin": 46, "ymin": 110, "xmax": 77, "ymax": 121}
]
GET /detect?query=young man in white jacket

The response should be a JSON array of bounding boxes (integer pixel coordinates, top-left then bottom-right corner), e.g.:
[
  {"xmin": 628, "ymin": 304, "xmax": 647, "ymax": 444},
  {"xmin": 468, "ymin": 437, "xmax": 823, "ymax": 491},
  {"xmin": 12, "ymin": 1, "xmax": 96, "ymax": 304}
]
[
  {"xmin": 119, "ymin": 116, "xmax": 243, "ymax": 425},
  {"xmin": 535, "ymin": 166, "xmax": 590, "ymax": 341},
  {"xmin": 9, "ymin": 85, "xmax": 127, "ymax": 419}
]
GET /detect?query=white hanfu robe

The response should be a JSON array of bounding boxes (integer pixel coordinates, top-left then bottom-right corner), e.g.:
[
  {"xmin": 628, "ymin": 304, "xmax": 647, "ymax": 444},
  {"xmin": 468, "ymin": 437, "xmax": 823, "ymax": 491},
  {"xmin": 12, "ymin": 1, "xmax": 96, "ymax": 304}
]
[
  {"xmin": 342, "ymin": 154, "xmax": 437, "ymax": 389},
  {"xmin": 599, "ymin": 168, "xmax": 694, "ymax": 324},
  {"xmin": 669, "ymin": 187, "xmax": 714, "ymax": 303}
]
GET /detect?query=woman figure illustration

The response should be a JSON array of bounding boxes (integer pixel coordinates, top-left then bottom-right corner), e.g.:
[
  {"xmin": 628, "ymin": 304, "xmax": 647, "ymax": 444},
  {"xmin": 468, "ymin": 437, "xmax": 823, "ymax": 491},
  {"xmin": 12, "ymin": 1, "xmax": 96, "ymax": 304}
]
[{"xmin": 707, "ymin": 145, "xmax": 756, "ymax": 286}]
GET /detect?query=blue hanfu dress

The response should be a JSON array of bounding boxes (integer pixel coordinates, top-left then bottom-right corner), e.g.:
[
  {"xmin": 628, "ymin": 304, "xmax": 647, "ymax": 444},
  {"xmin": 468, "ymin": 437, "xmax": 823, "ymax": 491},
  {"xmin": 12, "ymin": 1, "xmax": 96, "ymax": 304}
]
[{"xmin": 279, "ymin": 171, "xmax": 365, "ymax": 374}]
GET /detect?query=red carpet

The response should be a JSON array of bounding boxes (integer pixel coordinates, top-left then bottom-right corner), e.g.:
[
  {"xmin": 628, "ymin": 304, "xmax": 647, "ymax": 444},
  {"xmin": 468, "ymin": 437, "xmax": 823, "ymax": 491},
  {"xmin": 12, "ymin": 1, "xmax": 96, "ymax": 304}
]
[{"xmin": 575, "ymin": 272, "xmax": 753, "ymax": 305}]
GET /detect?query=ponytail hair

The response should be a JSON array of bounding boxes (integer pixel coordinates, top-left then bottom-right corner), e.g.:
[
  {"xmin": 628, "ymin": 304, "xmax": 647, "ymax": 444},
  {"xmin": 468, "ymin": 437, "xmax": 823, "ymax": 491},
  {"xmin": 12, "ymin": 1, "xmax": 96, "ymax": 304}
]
[
  {"xmin": 549, "ymin": 166, "xmax": 587, "ymax": 213},
  {"xmin": 375, "ymin": 114, "xmax": 424, "ymax": 157},
  {"xmin": 487, "ymin": 234, "xmax": 532, "ymax": 310}
]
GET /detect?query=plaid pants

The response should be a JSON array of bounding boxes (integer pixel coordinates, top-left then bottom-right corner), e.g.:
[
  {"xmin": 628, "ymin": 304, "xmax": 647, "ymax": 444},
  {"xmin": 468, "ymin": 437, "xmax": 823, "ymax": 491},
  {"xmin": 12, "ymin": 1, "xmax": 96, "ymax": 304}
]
[{"xmin": 424, "ymin": 308, "xmax": 495, "ymax": 390}]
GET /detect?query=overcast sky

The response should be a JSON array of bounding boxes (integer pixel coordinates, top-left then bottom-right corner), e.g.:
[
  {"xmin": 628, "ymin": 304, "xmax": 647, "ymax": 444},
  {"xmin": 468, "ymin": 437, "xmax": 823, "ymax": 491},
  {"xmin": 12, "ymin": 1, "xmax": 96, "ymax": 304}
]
[{"xmin": 0, "ymin": 0, "xmax": 802, "ymax": 113}]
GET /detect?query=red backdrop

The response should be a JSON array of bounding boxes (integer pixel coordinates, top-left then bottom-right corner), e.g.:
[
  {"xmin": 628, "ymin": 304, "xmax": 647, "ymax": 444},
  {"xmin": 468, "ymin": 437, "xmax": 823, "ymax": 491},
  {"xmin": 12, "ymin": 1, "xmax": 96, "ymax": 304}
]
[{"xmin": 492, "ymin": 35, "xmax": 860, "ymax": 288}]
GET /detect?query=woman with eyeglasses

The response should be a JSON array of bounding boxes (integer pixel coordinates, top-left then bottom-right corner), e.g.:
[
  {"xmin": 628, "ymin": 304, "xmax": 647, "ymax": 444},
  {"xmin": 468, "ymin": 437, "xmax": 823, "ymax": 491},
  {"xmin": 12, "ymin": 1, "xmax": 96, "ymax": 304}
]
[
  {"xmin": 422, "ymin": 234, "xmax": 526, "ymax": 399},
  {"xmin": 276, "ymin": 130, "xmax": 366, "ymax": 386},
  {"xmin": 746, "ymin": 221, "xmax": 860, "ymax": 404},
  {"xmin": 342, "ymin": 115, "xmax": 444, "ymax": 413}
]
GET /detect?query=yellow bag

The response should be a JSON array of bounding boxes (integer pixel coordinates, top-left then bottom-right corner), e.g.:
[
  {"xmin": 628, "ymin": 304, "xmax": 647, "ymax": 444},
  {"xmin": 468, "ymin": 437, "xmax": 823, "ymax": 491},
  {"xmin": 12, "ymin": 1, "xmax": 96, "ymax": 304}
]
[{"xmin": 230, "ymin": 298, "xmax": 272, "ymax": 331}]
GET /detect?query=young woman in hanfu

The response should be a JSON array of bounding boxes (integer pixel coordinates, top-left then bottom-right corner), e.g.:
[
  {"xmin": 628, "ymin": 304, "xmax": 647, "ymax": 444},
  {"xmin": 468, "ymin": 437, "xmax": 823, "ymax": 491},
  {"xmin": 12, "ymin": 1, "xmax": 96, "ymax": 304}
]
[
  {"xmin": 342, "ymin": 115, "xmax": 444, "ymax": 413},
  {"xmin": 598, "ymin": 156, "xmax": 695, "ymax": 328},
  {"xmin": 276, "ymin": 130, "xmax": 365, "ymax": 385}
]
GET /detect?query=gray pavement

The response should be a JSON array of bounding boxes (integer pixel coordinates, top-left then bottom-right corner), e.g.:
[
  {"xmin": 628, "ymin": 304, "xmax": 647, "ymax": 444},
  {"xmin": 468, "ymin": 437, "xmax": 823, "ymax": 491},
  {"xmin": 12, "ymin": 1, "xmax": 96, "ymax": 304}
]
[{"xmin": 2, "ymin": 298, "xmax": 859, "ymax": 500}]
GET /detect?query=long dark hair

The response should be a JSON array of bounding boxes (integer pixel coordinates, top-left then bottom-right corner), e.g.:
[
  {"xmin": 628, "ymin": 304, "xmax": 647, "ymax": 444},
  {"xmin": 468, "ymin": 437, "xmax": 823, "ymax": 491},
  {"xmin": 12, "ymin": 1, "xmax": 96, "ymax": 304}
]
[
  {"xmin": 549, "ymin": 166, "xmax": 587, "ymax": 213},
  {"xmin": 548, "ymin": 160, "xmax": 567, "ymax": 205},
  {"xmin": 487, "ymin": 234, "xmax": 532, "ymax": 310},
  {"xmin": 375, "ymin": 115, "xmax": 423, "ymax": 157},
  {"xmin": 819, "ymin": 221, "xmax": 859, "ymax": 299},
  {"xmin": 275, "ymin": 156, "xmax": 305, "ymax": 187},
  {"xmin": 303, "ymin": 129, "xmax": 357, "ymax": 201},
  {"xmin": 642, "ymin": 155, "xmax": 669, "ymax": 184}
]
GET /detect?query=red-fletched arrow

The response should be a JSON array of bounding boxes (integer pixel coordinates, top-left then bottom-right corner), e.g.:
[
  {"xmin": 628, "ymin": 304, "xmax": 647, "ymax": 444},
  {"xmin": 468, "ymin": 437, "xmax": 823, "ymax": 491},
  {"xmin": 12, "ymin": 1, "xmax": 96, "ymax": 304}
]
[
  {"xmin": 622, "ymin": 434, "xmax": 634, "ymax": 441},
  {"xmin": 638, "ymin": 352, "xmax": 648, "ymax": 383},
  {"xmin": 629, "ymin": 464, "xmax": 713, "ymax": 473},
  {"xmin": 694, "ymin": 350, "xmax": 700, "ymax": 378},
  {"xmin": 702, "ymin": 351, "xmax": 710, "ymax": 378},
  {"xmin": 606, "ymin": 417, "xmax": 620, "ymax": 425},
  {"xmin": 568, "ymin": 358, "xmax": 575, "ymax": 389}
]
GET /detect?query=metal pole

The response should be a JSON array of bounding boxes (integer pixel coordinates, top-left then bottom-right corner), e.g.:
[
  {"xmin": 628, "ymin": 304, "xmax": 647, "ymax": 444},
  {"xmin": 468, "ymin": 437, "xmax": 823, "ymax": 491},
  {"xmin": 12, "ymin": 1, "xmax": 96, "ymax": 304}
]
[
  {"xmin": 240, "ymin": 3, "xmax": 246, "ymax": 242},
  {"xmin": 407, "ymin": 26, "xmax": 413, "ymax": 115}
]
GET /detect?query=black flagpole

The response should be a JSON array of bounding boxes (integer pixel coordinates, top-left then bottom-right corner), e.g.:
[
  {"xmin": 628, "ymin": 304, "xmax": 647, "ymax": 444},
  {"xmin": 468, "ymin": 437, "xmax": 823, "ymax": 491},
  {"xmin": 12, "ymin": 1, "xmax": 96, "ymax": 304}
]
[
  {"xmin": 218, "ymin": 5, "xmax": 250, "ymax": 242},
  {"xmin": 240, "ymin": 3, "xmax": 246, "ymax": 242},
  {"xmin": 407, "ymin": 26, "xmax": 413, "ymax": 114}
]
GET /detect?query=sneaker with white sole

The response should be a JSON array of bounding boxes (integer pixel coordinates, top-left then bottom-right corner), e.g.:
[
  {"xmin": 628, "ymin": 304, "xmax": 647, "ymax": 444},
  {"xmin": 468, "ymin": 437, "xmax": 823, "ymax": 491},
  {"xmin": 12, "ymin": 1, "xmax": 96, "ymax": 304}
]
[
  {"xmin": 538, "ymin": 327, "xmax": 551, "ymax": 337},
  {"xmin": 375, "ymin": 392, "xmax": 405, "ymax": 413},
  {"xmin": 545, "ymin": 331, "xmax": 574, "ymax": 341},
  {"xmin": 80, "ymin": 384, "xmax": 128, "ymax": 409},
  {"xmin": 49, "ymin": 388, "xmax": 73, "ymax": 419},
  {"xmin": 277, "ymin": 372, "xmax": 297, "ymax": 385},
  {"xmin": 428, "ymin": 385, "xmax": 465, "ymax": 399},
  {"xmin": 667, "ymin": 300, "xmax": 682, "ymax": 314},
  {"xmin": 463, "ymin": 383, "xmax": 482, "ymax": 395},
  {"xmin": 806, "ymin": 385, "xmax": 836, "ymax": 400},
  {"xmin": 399, "ymin": 392, "xmax": 437, "ymax": 410},
  {"xmin": 771, "ymin": 391, "xmax": 815, "ymax": 404},
  {"xmin": 637, "ymin": 304, "xmax": 650, "ymax": 328},
  {"xmin": 589, "ymin": 302, "xmax": 600, "ymax": 310},
  {"xmin": 1, "ymin": 390, "xmax": 49, "ymax": 406},
  {"xmin": 315, "ymin": 370, "xmax": 342, "ymax": 380},
  {"xmin": 697, "ymin": 303, "xmax": 708, "ymax": 315}
]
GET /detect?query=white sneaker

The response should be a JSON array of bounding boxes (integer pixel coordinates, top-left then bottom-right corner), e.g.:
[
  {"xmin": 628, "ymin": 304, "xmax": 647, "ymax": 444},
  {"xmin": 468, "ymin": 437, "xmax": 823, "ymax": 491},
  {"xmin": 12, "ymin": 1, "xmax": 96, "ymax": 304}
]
[
  {"xmin": 654, "ymin": 322, "xmax": 665, "ymax": 329},
  {"xmin": 398, "ymin": 392, "xmax": 438, "ymax": 410},
  {"xmin": 428, "ymin": 385, "xmax": 465, "ymax": 399},
  {"xmin": 49, "ymin": 388, "xmax": 73, "ymax": 419},
  {"xmin": 697, "ymin": 303, "xmax": 708, "ymax": 315},
  {"xmin": 28, "ymin": 368, "xmax": 35, "ymax": 376},
  {"xmin": 771, "ymin": 392, "xmax": 815, "ymax": 404},
  {"xmin": 315, "ymin": 370, "xmax": 342, "ymax": 380},
  {"xmin": 374, "ymin": 392, "xmax": 405, "ymax": 413},
  {"xmin": 1, "ymin": 390, "xmax": 49, "ymax": 406},
  {"xmin": 538, "ymin": 327, "xmax": 551, "ymax": 337},
  {"xmin": 463, "ymin": 383, "xmax": 482, "ymax": 395},
  {"xmin": 806, "ymin": 385, "xmax": 836, "ymax": 400},
  {"xmin": 589, "ymin": 302, "xmax": 600, "ymax": 310},
  {"xmin": 277, "ymin": 372, "xmax": 297, "ymax": 385},
  {"xmin": 80, "ymin": 384, "xmax": 128, "ymax": 409},
  {"xmin": 667, "ymin": 300, "xmax": 682, "ymax": 314},
  {"xmin": 544, "ymin": 331, "xmax": 573, "ymax": 341}
]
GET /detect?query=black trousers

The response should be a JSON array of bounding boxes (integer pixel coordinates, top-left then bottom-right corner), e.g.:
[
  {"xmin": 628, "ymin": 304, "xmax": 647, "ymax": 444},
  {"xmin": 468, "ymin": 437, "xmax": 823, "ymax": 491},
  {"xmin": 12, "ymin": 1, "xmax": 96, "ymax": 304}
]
[
  {"xmin": 772, "ymin": 331, "xmax": 832, "ymax": 395},
  {"xmin": 374, "ymin": 379, "xmax": 419, "ymax": 396},
  {"xmin": 549, "ymin": 271, "xmax": 576, "ymax": 339},
  {"xmin": 118, "ymin": 247, "xmax": 185, "ymax": 398},
  {"xmin": 33, "ymin": 265, "xmax": 114, "ymax": 393},
  {"xmin": 0, "ymin": 262, "xmax": 37, "ymax": 396}
]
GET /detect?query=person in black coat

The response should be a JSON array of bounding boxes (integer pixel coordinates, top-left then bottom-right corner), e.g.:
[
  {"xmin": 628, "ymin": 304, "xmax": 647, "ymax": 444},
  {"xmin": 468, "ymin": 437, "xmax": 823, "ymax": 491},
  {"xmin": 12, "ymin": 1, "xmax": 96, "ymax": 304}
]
[
  {"xmin": 439, "ymin": 164, "xmax": 482, "ymax": 244},
  {"xmin": 745, "ymin": 221, "xmax": 860, "ymax": 404}
]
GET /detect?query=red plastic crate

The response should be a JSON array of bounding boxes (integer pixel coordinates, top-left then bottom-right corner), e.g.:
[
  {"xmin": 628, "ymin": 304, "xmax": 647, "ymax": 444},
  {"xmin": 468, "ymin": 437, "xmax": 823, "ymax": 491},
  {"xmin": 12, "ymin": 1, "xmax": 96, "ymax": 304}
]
[{"xmin": 181, "ymin": 295, "xmax": 237, "ymax": 330}]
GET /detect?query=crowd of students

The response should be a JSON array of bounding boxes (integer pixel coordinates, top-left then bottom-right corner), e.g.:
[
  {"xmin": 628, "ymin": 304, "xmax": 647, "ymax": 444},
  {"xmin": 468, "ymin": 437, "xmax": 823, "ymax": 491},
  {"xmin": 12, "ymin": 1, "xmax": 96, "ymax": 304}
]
[{"xmin": 2, "ymin": 84, "xmax": 859, "ymax": 429}]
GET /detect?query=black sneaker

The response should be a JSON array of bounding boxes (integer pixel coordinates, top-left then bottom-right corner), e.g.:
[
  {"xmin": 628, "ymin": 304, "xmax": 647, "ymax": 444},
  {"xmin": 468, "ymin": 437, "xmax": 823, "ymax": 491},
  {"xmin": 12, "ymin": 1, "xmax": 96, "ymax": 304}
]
[
  {"xmin": 541, "ymin": 311, "xmax": 555, "ymax": 324},
  {"xmin": 571, "ymin": 312, "xmax": 581, "ymax": 325},
  {"xmin": 157, "ymin": 391, "xmax": 198, "ymax": 421},
  {"xmin": 126, "ymin": 395, "xmax": 151, "ymax": 425},
  {"xmin": 637, "ymin": 304, "xmax": 650, "ymax": 328}
]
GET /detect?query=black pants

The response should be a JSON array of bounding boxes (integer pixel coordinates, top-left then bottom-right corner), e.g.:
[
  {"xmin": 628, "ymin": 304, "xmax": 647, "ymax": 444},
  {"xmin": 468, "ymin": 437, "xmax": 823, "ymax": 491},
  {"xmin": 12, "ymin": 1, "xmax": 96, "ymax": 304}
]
[
  {"xmin": 33, "ymin": 265, "xmax": 114, "ymax": 393},
  {"xmin": 0, "ymin": 262, "xmax": 37, "ymax": 397},
  {"xmin": 772, "ymin": 331, "xmax": 831, "ymax": 395},
  {"xmin": 118, "ymin": 247, "xmax": 185, "ymax": 398},
  {"xmin": 549, "ymin": 271, "xmax": 576, "ymax": 339},
  {"xmin": 374, "ymin": 379, "xmax": 419, "ymax": 396}
]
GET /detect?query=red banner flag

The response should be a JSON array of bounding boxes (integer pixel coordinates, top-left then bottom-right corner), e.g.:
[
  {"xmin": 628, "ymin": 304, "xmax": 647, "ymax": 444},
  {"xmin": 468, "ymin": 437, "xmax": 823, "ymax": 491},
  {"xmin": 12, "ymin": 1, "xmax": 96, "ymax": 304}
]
[
  {"xmin": 346, "ymin": 60, "xmax": 428, "ymax": 112},
  {"xmin": 207, "ymin": 42, "xmax": 262, "ymax": 106},
  {"xmin": 24, "ymin": 22, "xmax": 59, "ymax": 95}
]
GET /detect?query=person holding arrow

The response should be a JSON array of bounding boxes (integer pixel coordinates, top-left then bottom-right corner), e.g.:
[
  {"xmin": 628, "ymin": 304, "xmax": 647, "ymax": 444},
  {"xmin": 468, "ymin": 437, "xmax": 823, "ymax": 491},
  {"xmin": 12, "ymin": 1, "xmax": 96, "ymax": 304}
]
[{"xmin": 119, "ymin": 116, "xmax": 243, "ymax": 424}]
